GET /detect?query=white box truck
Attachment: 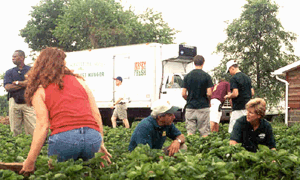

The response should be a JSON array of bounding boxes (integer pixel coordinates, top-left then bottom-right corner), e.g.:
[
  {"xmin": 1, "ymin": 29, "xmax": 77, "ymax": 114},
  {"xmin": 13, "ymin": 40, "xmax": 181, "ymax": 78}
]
[{"xmin": 65, "ymin": 43, "xmax": 196, "ymax": 126}]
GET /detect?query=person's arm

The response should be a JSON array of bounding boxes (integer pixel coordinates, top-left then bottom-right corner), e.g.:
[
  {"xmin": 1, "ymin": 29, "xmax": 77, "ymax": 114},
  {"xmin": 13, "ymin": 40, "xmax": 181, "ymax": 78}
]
[
  {"xmin": 114, "ymin": 98, "xmax": 123, "ymax": 105},
  {"xmin": 206, "ymin": 87, "xmax": 212, "ymax": 98},
  {"xmin": 167, "ymin": 134, "xmax": 185, "ymax": 156},
  {"xmin": 207, "ymin": 76, "xmax": 213, "ymax": 98},
  {"xmin": 251, "ymin": 88, "xmax": 255, "ymax": 96},
  {"xmin": 113, "ymin": 86, "xmax": 126, "ymax": 106},
  {"xmin": 175, "ymin": 134, "xmax": 185, "ymax": 144},
  {"xmin": 3, "ymin": 71, "xmax": 24, "ymax": 92},
  {"xmin": 224, "ymin": 89, "xmax": 239, "ymax": 99},
  {"xmin": 182, "ymin": 88, "xmax": 188, "ymax": 100},
  {"xmin": 229, "ymin": 118, "xmax": 243, "ymax": 146},
  {"xmin": 229, "ymin": 140, "xmax": 238, "ymax": 145},
  {"xmin": 76, "ymin": 78, "xmax": 111, "ymax": 166},
  {"xmin": 4, "ymin": 83, "xmax": 24, "ymax": 92},
  {"xmin": 166, "ymin": 124, "xmax": 184, "ymax": 156},
  {"xmin": 4, "ymin": 70, "xmax": 29, "ymax": 92},
  {"xmin": 20, "ymin": 87, "xmax": 49, "ymax": 174},
  {"xmin": 14, "ymin": 80, "xmax": 28, "ymax": 88}
]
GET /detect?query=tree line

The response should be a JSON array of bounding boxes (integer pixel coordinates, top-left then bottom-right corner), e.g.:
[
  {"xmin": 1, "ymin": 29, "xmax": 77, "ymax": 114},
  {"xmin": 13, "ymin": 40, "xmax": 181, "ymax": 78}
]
[
  {"xmin": 20, "ymin": 0, "xmax": 178, "ymax": 52},
  {"xmin": 17, "ymin": 0, "xmax": 300, "ymax": 109}
]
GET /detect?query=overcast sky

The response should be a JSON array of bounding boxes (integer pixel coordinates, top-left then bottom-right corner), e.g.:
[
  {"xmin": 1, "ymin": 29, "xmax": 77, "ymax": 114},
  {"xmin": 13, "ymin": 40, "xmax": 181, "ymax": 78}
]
[{"xmin": 0, "ymin": 0, "xmax": 299, "ymax": 95}]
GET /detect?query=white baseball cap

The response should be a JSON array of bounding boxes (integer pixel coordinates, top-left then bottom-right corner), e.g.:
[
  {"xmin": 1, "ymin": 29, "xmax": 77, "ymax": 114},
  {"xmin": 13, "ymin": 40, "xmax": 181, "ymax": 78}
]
[
  {"xmin": 151, "ymin": 99, "xmax": 179, "ymax": 116},
  {"xmin": 226, "ymin": 60, "xmax": 237, "ymax": 73}
]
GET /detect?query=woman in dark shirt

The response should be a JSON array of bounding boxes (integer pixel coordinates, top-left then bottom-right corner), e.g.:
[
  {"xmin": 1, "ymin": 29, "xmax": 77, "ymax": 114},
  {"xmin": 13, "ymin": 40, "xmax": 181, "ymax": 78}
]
[{"xmin": 230, "ymin": 98, "xmax": 276, "ymax": 152}]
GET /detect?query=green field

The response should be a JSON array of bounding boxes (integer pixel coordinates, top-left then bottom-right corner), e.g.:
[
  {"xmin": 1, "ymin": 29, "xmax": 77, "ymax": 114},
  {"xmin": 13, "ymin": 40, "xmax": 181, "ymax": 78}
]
[{"xmin": 1, "ymin": 121, "xmax": 300, "ymax": 180}]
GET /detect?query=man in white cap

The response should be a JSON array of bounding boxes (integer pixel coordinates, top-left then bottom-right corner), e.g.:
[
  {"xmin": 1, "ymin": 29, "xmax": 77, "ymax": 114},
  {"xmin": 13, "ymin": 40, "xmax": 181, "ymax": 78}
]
[
  {"xmin": 224, "ymin": 60, "xmax": 254, "ymax": 133},
  {"xmin": 128, "ymin": 99, "xmax": 186, "ymax": 156}
]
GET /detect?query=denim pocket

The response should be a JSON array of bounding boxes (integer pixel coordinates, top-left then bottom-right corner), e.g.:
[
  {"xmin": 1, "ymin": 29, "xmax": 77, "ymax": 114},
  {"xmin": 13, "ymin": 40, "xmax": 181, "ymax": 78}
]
[
  {"xmin": 82, "ymin": 128, "xmax": 102, "ymax": 160},
  {"xmin": 48, "ymin": 132, "xmax": 81, "ymax": 161}
]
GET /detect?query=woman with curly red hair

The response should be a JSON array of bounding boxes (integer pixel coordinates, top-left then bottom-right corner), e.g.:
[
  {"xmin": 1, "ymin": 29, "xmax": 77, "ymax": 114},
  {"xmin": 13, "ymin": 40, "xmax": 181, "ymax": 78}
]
[{"xmin": 19, "ymin": 47, "xmax": 111, "ymax": 174}]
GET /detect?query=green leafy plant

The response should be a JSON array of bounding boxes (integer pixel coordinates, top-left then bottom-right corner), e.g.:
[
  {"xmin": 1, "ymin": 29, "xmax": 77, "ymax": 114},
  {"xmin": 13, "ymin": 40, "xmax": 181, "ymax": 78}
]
[{"xmin": 2, "ymin": 120, "xmax": 300, "ymax": 179}]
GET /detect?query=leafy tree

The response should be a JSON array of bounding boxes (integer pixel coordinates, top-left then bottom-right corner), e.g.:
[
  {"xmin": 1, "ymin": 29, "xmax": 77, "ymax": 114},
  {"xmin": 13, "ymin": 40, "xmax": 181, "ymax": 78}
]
[
  {"xmin": 20, "ymin": 0, "xmax": 178, "ymax": 52},
  {"xmin": 20, "ymin": 0, "xmax": 68, "ymax": 51},
  {"xmin": 212, "ymin": 0, "xmax": 300, "ymax": 106}
]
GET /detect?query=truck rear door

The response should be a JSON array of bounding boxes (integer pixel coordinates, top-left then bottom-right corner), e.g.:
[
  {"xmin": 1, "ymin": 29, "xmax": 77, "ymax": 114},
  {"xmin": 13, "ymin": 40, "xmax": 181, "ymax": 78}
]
[{"xmin": 114, "ymin": 54, "xmax": 153, "ymax": 108}]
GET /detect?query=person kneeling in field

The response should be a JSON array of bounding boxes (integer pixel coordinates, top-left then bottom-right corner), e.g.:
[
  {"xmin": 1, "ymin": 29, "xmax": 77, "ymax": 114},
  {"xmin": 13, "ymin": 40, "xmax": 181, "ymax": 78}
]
[
  {"xmin": 128, "ymin": 99, "xmax": 186, "ymax": 156},
  {"xmin": 230, "ymin": 98, "xmax": 276, "ymax": 152},
  {"xmin": 19, "ymin": 47, "xmax": 111, "ymax": 175}
]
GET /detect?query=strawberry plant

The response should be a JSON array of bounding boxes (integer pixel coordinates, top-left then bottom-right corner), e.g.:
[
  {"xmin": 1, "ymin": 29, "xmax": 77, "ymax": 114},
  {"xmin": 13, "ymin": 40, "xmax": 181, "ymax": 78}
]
[{"xmin": 1, "ymin": 121, "xmax": 300, "ymax": 179}]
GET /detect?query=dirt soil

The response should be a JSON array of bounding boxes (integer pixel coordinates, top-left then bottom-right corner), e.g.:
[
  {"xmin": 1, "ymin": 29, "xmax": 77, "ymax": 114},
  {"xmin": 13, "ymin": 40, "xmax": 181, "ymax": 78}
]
[{"xmin": 0, "ymin": 116, "xmax": 9, "ymax": 125}]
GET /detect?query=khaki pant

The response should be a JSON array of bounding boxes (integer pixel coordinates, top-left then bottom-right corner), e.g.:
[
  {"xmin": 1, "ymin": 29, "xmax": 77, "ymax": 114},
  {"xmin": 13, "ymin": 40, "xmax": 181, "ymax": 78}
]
[
  {"xmin": 112, "ymin": 103, "xmax": 127, "ymax": 120},
  {"xmin": 185, "ymin": 108, "xmax": 210, "ymax": 136},
  {"xmin": 9, "ymin": 97, "xmax": 36, "ymax": 136}
]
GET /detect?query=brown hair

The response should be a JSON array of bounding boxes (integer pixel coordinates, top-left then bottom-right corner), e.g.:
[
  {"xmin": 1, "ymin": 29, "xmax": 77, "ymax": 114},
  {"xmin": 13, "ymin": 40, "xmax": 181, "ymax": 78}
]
[
  {"xmin": 232, "ymin": 64, "xmax": 238, "ymax": 68},
  {"xmin": 219, "ymin": 78, "xmax": 225, "ymax": 83},
  {"xmin": 193, "ymin": 55, "xmax": 205, "ymax": 66},
  {"xmin": 246, "ymin": 98, "xmax": 266, "ymax": 117},
  {"xmin": 25, "ymin": 47, "xmax": 82, "ymax": 106}
]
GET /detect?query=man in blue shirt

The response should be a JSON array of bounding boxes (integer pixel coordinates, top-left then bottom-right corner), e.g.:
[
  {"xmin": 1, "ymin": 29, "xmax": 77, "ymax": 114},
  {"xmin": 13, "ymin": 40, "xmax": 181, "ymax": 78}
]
[
  {"xmin": 128, "ymin": 99, "xmax": 186, "ymax": 156},
  {"xmin": 4, "ymin": 50, "xmax": 36, "ymax": 136}
]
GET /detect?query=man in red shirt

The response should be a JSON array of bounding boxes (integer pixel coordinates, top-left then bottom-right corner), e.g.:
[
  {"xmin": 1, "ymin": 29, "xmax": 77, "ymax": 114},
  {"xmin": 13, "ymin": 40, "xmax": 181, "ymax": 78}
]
[{"xmin": 210, "ymin": 79, "xmax": 230, "ymax": 132}]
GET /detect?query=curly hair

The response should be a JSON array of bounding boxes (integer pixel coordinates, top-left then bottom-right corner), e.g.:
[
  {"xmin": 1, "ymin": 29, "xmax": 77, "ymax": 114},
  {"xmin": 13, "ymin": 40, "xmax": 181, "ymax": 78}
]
[
  {"xmin": 246, "ymin": 98, "xmax": 267, "ymax": 117},
  {"xmin": 25, "ymin": 47, "xmax": 82, "ymax": 106}
]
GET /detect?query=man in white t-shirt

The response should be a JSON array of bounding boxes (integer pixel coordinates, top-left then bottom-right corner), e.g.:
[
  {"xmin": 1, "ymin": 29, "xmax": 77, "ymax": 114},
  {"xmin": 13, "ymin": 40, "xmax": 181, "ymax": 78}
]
[{"xmin": 111, "ymin": 76, "xmax": 130, "ymax": 128}]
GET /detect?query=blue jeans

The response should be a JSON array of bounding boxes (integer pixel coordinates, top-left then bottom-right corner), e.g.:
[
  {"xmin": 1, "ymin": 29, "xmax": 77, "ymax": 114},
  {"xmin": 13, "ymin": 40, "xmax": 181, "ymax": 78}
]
[{"xmin": 48, "ymin": 127, "xmax": 102, "ymax": 162}]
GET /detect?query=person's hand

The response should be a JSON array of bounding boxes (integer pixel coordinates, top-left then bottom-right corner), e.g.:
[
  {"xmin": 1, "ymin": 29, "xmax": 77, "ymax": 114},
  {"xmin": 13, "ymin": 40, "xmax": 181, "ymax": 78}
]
[
  {"xmin": 167, "ymin": 140, "xmax": 180, "ymax": 156},
  {"xmin": 12, "ymin": 81, "xmax": 19, "ymax": 85},
  {"xmin": 99, "ymin": 144, "xmax": 112, "ymax": 167},
  {"xmin": 19, "ymin": 158, "xmax": 35, "ymax": 176},
  {"xmin": 110, "ymin": 103, "xmax": 115, "ymax": 109},
  {"xmin": 48, "ymin": 159, "xmax": 54, "ymax": 170},
  {"xmin": 224, "ymin": 94, "xmax": 230, "ymax": 99}
]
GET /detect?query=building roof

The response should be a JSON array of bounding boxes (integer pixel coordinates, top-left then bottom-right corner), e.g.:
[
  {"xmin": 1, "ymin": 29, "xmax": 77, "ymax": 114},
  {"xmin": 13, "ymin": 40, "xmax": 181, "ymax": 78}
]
[{"xmin": 271, "ymin": 60, "xmax": 300, "ymax": 76}]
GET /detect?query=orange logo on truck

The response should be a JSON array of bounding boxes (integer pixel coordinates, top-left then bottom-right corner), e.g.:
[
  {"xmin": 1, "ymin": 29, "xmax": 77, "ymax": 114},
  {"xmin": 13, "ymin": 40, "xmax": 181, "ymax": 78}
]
[{"xmin": 134, "ymin": 62, "xmax": 146, "ymax": 76}]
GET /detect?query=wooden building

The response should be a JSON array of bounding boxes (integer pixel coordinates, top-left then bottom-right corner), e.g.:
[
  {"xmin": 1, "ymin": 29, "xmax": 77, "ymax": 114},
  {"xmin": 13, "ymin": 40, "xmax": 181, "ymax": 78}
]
[{"xmin": 272, "ymin": 61, "xmax": 300, "ymax": 126}]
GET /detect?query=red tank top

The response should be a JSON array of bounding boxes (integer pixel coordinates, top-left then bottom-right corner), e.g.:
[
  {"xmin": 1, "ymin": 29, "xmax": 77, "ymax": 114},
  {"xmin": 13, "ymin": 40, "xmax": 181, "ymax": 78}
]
[{"xmin": 44, "ymin": 75, "xmax": 100, "ymax": 135}]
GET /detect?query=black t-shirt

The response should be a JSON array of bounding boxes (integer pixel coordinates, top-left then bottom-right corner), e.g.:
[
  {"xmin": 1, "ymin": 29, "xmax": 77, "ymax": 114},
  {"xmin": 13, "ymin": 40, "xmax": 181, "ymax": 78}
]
[
  {"xmin": 230, "ymin": 116, "xmax": 276, "ymax": 152},
  {"xmin": 230, "ymin": 72, "xmax": 252, "ymax": 110},
  {"xmin": 183, "ymin": 69, "xmax": 213, "ymax": 109},
  {"xmin": 4, "ymin": 65, "xmax": 31, "ymax": 104}
]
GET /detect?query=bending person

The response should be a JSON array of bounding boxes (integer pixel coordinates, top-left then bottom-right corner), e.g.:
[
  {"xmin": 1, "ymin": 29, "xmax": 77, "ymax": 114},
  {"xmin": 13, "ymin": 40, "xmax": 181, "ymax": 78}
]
[
  {"xmin": 230, "ymin": 98, "xmax": 276, "ymax": 152},
  {"xmin": 20, "ymin": 47, "xmax": 111, "ymax": 174},
  {"xmin": 128, "ymin": 99, "xmax": 186, "ymax": 156}
]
